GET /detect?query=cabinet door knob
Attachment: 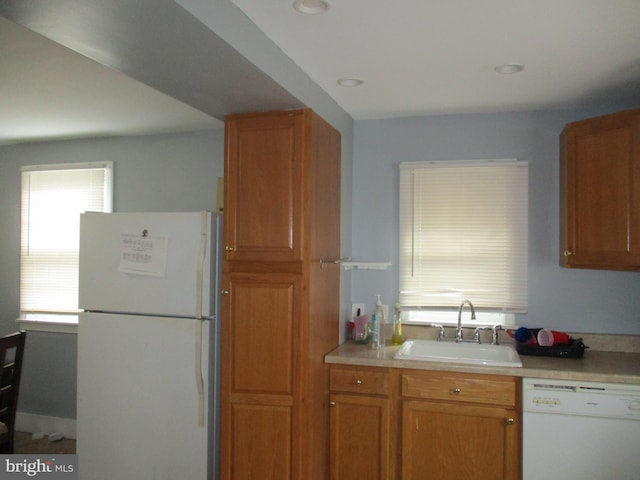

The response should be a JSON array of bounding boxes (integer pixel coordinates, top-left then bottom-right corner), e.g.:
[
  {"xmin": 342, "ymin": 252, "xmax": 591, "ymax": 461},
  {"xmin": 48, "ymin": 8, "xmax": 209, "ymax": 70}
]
[
  {"xmin": 451, "ymin": 388, "xmax": 461, "ymax": 394},
  {"xmin": 329, "ymin": 401, "xmax": 336, "ymax": 407},
  {"xmin": 220, "ymin": 290, "xmax": 230, "ymax": 296},
  {"xmin": 355, "ymin": 379, "xmax": 362, "ymax": 386},
  {"xmin": 506, "ymin": 418, "xmax": 515, "ymax": 425},
  {"xmin": 225, "ymin": 245, "xmax": 235, "ymax": 252},
  {"xmin": 563, "ymin": 250, "xmax": 573, "ymax": 257}
]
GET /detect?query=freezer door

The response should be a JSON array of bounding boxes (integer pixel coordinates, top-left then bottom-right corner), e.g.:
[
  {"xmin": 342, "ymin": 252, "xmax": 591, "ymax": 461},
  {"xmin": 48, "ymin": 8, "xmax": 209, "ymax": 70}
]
[
  {"xmin": 79, "ymin": 211, "xmax": 219, "ymax": 318},
  {"xmin": 77, "ymin": 312, "xmax": 215, "ymax": 480}
]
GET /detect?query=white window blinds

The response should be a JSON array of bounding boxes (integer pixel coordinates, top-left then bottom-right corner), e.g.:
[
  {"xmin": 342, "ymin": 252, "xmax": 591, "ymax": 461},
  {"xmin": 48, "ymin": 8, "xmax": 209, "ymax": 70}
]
[
  {"xmin": 20, "ymin": 162, "xmax": 113, "ymax": 316},
  {"xmin": 399, "ymin": 159, "xmax": 528, "ymax": 313}
]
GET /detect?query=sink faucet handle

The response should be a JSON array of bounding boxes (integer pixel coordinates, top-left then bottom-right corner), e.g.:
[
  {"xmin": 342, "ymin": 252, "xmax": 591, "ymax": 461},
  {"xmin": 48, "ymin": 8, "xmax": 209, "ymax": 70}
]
[
  {"xmin": 430, "ymin": 324, "xmax": 445, "ymax": 341},
  {"xmin": 492, "ymin": 324, "xmax": 503, "ymax": 345},
  {"xmin": 473, "ymin": 327, "xmax": 481, "ymax": 343},
  {"xmin": 473, "ymin": 326, "xmax": 492, "ymax": 344}
]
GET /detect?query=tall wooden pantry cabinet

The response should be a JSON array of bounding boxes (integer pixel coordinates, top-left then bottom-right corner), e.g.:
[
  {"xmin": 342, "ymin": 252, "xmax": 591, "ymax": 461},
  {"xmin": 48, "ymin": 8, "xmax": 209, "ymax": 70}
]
[{"xmin": 220, "ymin": 109, "xmax": 342, "ymax": 480}]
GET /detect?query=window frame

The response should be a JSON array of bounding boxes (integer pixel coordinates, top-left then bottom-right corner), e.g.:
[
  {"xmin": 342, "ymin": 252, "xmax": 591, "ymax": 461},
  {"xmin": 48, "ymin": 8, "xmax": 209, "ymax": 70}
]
[
  {"xmin": 18, "ymin": 161, "xmax": 113, "ymax": 333},
  {"xmin": 398, "ymin": 159, "xmax": 528, "ymax": 328}
]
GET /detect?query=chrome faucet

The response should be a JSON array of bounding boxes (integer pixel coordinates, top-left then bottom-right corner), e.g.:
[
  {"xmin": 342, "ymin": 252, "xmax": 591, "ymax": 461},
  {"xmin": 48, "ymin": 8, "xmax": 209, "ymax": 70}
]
[{"xmin": 456, "ymin": 299, "xmax": 476, "ymax": 342}]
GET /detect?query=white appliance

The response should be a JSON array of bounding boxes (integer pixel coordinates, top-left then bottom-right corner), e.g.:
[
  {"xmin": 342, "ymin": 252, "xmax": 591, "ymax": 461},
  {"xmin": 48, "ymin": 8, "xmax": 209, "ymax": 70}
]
[
  {"xmin": 523, "ymin": 378, "xmax": 640, "ymax": 480},
  {"xmin": 77, "ymin": 211, "xmax": 221, "ymax": 480}
]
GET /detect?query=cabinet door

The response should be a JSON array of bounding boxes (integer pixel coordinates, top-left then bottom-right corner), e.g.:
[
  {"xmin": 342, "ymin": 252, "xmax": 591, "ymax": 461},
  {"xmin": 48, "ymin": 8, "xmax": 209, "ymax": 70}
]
[
  {"xmin": 329, "ymin": 393, "xmax": 390, "ymax": 480},
  {"xmin": 224, "ymin": 111, "xmax": 304, "ymax": 262},
  {"xmin": 561, "ymin": 109, "xmax": 640, "ymax": 270},
  {"xmin": 222, "ymin": 272, "xmax": 297, "ymax": 395},
  {"xmin": 229, "ymin": 403, "xmax": 292, "ymax": 480},
  {"xmin": 220, "ymin": 272, "xmax": 300, "ymax": 480},
  {"xmin": 401, "ymin": 400, "xmax": 519, "ymax": 480}
]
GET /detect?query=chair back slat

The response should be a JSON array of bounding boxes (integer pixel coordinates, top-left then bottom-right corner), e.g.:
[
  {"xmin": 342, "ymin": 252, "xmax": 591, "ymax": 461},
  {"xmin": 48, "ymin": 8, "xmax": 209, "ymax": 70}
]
[{"xmin": 0, "ymin": 331, "xmax": 26, "ymax": 454}]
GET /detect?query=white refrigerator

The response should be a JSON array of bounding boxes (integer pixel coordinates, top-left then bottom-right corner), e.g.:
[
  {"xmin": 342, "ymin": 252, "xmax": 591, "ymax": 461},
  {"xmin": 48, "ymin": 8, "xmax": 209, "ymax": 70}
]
[{"xmin": 77, "ymin": 211, "xmax": 221, "ymax": 480}]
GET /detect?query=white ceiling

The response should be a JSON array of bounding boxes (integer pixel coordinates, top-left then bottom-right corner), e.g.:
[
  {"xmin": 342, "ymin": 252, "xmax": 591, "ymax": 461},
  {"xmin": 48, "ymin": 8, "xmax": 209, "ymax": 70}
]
[
  {"xmin": 233, "ymin": 0, "xmax": 640, "ymax": 119},
  {"xmin": 2, "ymin": 0, "xmax": 639, "ymax": 145}
]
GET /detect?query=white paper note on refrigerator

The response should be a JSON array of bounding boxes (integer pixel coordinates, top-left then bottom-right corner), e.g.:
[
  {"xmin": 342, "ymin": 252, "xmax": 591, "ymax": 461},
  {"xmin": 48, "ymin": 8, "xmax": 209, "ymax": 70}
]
[{"xmin": 118, "ymin": 234, "xmax": 167, "ymax": 276}]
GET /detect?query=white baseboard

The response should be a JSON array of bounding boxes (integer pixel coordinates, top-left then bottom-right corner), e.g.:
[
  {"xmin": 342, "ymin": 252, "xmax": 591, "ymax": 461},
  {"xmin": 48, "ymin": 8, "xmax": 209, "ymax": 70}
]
[{"xmin": 15, "ymin": 412, "xmax": 77, "ymax": 439}]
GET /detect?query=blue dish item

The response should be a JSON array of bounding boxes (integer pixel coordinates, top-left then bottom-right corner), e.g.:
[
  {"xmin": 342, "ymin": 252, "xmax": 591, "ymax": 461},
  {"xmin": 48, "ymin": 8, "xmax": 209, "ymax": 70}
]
[{"xmin": 514, "ymin": 327, "xmax": 542, "ymax": 345}]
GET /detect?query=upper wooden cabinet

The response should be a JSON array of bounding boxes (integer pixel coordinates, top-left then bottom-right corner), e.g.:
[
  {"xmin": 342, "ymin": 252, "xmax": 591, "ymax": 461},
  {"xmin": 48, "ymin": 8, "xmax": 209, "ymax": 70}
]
[
  {"xmin": 560, "ymin": 108, "xmax": 640, "ymax": 270},
  {"xmin": 224, "ymin": 109, "xmax": 341, "ymax": 264}
]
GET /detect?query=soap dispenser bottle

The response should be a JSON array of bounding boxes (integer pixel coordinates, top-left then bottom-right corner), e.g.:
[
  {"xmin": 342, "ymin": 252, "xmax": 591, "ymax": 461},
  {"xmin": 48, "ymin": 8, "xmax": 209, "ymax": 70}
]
[{"xmin": 371, "ymin": 294, "xmax": 385, "ymax": 349}]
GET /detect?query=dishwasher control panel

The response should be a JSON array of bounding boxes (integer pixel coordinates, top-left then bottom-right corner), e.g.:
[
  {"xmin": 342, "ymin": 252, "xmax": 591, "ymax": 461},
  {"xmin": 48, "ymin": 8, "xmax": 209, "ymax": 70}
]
[{"xmin": 523, "ymin": 378, "xmax": 640, "ymax": 420}]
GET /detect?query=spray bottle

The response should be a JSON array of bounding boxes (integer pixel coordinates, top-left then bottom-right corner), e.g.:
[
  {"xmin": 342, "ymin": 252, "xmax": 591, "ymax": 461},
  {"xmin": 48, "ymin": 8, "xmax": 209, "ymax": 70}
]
[{"xmin": 371, "ymin": 294, "xmax": 385, "ymax": 349}]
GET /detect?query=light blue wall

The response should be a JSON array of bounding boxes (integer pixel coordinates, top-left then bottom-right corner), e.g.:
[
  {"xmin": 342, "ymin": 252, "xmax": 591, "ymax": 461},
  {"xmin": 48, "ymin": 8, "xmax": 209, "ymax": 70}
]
[
  {"xmin": 351, "ymin": 105, "xmax": 640, "ymax": 334},
  {"xmin": 0, "ymin": 129, "xmax": 224, "ymax": 419},
  {"xmin": 4, "ymin": 102, "xmax": 640, "ymax": 422}
]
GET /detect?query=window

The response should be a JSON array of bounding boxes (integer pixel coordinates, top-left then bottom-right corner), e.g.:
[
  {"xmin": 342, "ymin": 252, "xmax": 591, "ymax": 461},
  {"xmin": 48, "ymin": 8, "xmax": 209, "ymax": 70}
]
[
  {"xmin": 19, "ymin": 162, "xmax": 113, "ymax": 331},
  {"xmin": 399, "ymin": 159, "xmax": 528, "ymax": 326}
]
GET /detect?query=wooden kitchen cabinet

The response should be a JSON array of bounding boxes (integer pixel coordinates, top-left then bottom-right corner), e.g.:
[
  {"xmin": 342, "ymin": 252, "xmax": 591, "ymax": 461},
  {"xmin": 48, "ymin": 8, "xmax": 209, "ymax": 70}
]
[
  {"xmin": 326, "ymin": 366, "xmax": 520, "ymax": 480},
  {"xmin": 401, "ymin": 370, "xmax": 520, "ymax": 480},
  {"xmin": 560, "ymin": 108, "xmax": 640, "ymax": 270},
  {"xmin": 220, "ymin": 109, "xmax": 341, "ymax": 480},
  {"xmin": 328, "ymin": 367, "xmax": 394, "ymax": 480},
  {"xmin": 220, "ymin": 271, "xmax": 299, "ymax": 479},
  {"xmin": 223, "ymin": 109, "xmax": 305, "ymax": 263}
]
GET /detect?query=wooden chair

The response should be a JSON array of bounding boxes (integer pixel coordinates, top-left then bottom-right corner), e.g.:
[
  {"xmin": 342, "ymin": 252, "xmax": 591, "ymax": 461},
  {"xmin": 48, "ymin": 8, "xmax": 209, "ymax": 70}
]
[{"xmin": 0, "ymin": 331, "xmax": 26, "ymax": 454}]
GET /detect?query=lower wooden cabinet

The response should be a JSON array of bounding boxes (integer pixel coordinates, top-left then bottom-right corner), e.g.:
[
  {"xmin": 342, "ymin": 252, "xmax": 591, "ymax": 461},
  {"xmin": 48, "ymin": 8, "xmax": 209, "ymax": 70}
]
[
  {"xmin": 328, "ymin": 367, "xmax": 395, "ymax": 480},
  {"xmin": 402, "ymin": 400, "xmax": 519, "ymax": 480},
  {"xmin": 329, "ymin": 394, "xmax": 390, "ymax": 480},
  {"xmin": 401, "ymin": 370, "xmax": 520, "ymax": 480},
  {"xmin": 229, "ymin": 403, "xmax": 293, "ymax": 479},
  {"xmin": 328, "ymin": 365, "xmax": 521, "ymax": 480},
  {"xmin": 220, "ymin": 272, "xmax": 300, "ymax": 480}
]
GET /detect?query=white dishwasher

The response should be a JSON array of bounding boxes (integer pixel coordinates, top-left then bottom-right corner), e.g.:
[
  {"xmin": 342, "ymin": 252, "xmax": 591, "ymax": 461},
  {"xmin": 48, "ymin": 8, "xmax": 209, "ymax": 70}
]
[{"xmin": 523, "ymin": 378, "xmax": 640, "ymax": 480}]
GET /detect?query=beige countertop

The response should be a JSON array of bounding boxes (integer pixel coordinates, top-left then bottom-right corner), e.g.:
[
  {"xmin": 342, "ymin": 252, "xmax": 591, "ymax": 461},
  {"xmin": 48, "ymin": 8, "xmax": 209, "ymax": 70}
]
[{"xmin": 325, "ymin": 341, "xmax": 640, "ymax": 385}]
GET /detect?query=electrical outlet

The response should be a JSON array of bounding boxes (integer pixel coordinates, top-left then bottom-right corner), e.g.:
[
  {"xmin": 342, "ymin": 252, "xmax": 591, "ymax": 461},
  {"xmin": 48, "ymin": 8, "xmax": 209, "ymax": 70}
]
[{"xmin": 351, "ymin": 303, "xmax": 365, "ymax": 318}]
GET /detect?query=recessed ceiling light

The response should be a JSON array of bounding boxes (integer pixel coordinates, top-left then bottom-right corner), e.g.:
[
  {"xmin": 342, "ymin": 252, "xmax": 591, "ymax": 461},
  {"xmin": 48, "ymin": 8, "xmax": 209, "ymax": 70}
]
[
  {"xmin": 494, "ymin": 64, "xmax": 525, "ymax": 74},
  {"xmin": 337, "ymin": 78, "xmax": 363, "ymax": 87},
  {"xmin": 293, "ymin": 0, "xmax": 331, "ymax": 14}
]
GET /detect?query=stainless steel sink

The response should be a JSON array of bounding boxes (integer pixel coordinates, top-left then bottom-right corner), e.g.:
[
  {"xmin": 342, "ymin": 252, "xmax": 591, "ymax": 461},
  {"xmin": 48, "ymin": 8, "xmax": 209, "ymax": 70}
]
[{"xmin": 393, "ymin": 338, "xmax": 522, "ymax": 367}]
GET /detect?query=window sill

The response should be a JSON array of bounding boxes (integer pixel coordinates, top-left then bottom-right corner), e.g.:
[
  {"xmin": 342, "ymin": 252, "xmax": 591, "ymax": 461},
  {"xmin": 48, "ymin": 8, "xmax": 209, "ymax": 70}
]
[
  {"xmin": 17, "ymin": 315, "xmax": 78, "ymax": 334},
  {"xmin": 403, "ymin": 310, "xmax": 516, "ymax": 329}
]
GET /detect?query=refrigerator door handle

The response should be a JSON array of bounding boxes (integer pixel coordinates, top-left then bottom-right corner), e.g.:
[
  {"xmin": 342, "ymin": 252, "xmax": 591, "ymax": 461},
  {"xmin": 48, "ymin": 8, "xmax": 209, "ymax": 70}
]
[
  {"xmin": 194, "ymin": 210, "xmax": 209, "ymax": 426},
  {"xmin": 195, "ymin": 210, "xmax": 208, "ymax": 320},
  {"xmin": 195, "ymin": 319, "xmax": 205, "ymax": 427}
]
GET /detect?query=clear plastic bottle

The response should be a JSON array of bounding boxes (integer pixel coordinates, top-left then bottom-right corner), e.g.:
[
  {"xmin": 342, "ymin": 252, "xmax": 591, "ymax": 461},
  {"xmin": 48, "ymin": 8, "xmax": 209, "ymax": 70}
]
[
  {"xmin": 371, "ymin": 294, "xmax": 385, "ymax": 349},
  {"xmin": 391, "ymin": 303, "xmax": 403, "ymax": 345}
]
